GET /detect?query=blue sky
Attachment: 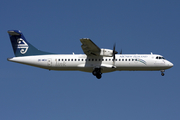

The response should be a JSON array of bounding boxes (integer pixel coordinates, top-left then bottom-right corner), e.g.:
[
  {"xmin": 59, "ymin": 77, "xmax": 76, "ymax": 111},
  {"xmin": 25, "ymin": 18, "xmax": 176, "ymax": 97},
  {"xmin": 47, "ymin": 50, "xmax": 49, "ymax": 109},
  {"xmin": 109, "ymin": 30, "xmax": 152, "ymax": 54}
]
[{"xmin": 0, "ymin": 0, "xmax": 180, "ymax": 120}]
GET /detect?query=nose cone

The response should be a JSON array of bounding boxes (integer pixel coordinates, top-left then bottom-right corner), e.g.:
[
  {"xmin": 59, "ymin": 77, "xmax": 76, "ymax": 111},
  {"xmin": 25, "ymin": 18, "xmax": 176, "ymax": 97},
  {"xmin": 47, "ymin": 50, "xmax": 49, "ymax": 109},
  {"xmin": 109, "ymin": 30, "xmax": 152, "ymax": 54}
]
[
  {"xmin": 169, "ymin": 62, "xmax": 174, "ymax": 68},
  {"xmin": 166, "ymin": 60, "xmax": 173, "ymax": 68}
]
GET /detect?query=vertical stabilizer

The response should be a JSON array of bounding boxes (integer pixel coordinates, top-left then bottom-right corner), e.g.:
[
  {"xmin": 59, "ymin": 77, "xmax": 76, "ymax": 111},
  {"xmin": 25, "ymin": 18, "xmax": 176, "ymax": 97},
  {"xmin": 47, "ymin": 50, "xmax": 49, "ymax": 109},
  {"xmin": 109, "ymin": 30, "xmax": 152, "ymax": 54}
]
[{"xmin": 8, "ymin": 30, "xmax": 52, "ymax": 57}]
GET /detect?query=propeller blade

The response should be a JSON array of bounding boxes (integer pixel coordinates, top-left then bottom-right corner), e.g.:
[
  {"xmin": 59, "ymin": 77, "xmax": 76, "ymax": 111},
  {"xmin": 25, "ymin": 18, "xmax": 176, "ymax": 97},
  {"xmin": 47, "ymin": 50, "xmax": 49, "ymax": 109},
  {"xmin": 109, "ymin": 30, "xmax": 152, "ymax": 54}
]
[
  {"xmin": 113, "ymin": 44, "xmax": 118, "ymax": 55},
  {"xmin": 112, "ymin": 43, "xmax": 118, "ymax": 68},
  {"xmin": 112, "ymin": 43, "xmax": 118, "ymax": 62}
]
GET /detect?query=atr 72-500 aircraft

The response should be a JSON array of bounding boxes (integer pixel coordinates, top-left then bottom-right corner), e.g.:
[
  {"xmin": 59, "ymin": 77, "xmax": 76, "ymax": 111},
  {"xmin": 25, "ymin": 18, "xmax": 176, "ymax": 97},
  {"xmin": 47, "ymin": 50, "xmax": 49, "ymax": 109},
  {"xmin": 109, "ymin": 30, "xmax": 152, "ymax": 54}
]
[{"xmin": 7, "ymin": 30, "xmax": 173, "ymax": 79}]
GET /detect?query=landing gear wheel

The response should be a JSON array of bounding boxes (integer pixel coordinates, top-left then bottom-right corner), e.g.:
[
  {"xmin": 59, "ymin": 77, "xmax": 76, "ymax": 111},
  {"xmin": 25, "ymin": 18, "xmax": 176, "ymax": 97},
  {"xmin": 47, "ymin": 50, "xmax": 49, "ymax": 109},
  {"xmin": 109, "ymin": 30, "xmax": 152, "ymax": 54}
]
[
  {"xmin": 92, "ymin": 70, "xmax": 97, "ymax": 76},
  {"xmin": 161, "ymin": 70, "xmax": 165, "ymax": 76},
  {"xmin": 92, "ymin": 68, "xmax": 102, "ymax": 79},
  {"xmin": 161, "ymin": 72, "xmax": 165, "ymax": 76},
  {"xmin": 96, "ymin": 74, "xmax": 102, "ymax": 79}
]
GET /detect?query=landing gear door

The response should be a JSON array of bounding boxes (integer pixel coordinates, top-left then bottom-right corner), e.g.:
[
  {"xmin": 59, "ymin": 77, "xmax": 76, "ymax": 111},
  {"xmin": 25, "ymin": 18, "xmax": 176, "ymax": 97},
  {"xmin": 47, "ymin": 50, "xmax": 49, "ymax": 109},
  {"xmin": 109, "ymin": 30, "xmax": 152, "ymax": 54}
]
[{"xmin": 47, "ymin": 58, "xmax": 52, "ymax": 66}]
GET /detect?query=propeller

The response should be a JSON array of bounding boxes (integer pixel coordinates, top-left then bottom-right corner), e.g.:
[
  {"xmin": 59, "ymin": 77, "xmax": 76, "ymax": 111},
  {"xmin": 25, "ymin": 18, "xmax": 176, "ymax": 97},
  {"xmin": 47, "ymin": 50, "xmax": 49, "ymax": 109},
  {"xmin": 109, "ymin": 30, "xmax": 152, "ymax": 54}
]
[
  {"xmin": 112, "ymin": 44, "xmax": 118, "ymax": 67},
  {"xmin": 113, "ymin": 44, "xmax": 118, "ymax": 57}
]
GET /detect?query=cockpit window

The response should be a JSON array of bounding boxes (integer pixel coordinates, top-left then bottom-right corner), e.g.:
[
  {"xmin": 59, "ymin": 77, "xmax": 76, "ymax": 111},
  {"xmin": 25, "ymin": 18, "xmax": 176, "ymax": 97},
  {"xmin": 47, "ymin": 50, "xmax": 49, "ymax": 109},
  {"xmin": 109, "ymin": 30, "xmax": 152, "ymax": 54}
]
[{"xmin": 156, "ymin": 56, "xmax": 165, "ymax": 59}]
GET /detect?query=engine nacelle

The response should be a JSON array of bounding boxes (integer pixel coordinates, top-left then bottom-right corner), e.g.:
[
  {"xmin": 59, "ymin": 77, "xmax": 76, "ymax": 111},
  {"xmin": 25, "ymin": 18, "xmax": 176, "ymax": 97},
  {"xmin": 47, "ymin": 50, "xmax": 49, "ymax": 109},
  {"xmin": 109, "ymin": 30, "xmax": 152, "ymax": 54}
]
[{"xmin": 100, "ymin": 49, "xmax": 113, "ymax": 57}]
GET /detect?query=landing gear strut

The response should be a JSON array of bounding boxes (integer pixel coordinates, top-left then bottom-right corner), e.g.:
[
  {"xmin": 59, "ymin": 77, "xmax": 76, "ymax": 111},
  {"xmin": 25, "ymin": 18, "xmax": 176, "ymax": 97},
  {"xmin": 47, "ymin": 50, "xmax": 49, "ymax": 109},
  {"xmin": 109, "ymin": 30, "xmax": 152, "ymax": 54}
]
[
  {"xmin": 92, "ymin": 68, "xmax": 102, "ymax": 79},
  {"xmin": 161, "ymin": 70, "xmax": 165, "ymax": 76}
]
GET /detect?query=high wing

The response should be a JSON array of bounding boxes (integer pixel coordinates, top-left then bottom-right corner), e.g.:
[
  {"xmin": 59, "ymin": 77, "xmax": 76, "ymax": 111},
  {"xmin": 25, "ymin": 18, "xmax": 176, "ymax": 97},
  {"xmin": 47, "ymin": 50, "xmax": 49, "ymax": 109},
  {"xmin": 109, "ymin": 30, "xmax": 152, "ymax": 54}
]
[{"xmin": 80, "ymin": 38, "xmax": 101, "ymax": 56}]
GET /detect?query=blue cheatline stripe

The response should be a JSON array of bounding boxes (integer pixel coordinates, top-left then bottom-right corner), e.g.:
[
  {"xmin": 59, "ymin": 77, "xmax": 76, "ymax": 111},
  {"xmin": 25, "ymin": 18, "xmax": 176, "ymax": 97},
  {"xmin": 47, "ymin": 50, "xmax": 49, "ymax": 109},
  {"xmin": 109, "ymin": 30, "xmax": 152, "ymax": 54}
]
[{"xmin": 138, "ymin": 59, "xmax": 146, "ymax": 65}]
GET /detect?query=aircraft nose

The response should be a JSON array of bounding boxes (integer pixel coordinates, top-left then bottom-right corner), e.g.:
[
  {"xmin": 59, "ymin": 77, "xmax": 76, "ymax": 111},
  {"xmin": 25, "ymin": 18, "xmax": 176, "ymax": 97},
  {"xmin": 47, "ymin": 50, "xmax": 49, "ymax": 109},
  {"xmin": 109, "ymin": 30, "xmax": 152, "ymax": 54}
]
[{"xmin": 169, "ymin": 62, "xmax": 173, "ymax": 67}]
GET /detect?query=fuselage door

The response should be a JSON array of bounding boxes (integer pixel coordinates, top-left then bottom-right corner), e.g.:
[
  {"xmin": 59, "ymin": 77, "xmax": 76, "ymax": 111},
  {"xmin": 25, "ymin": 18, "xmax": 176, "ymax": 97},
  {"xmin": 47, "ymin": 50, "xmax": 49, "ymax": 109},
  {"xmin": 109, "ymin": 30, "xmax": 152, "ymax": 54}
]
[{"xmin": 47, "ymin": 58, "xmax": 52, "ymax": 66}]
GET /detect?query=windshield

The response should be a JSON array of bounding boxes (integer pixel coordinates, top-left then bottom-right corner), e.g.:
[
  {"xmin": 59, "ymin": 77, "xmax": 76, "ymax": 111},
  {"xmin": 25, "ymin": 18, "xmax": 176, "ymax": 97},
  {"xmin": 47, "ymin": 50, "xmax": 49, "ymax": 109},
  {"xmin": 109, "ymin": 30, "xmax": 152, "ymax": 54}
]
[{"xmin": 156, "ymin": 56, "xmax": 165, "ymax": 59}]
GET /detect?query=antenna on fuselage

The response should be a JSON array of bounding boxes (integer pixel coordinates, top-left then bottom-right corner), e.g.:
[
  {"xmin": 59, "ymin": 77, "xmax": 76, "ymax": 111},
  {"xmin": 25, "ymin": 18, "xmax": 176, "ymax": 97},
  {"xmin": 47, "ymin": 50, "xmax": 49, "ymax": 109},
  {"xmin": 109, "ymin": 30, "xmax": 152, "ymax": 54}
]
[{"xmin": 120, "ymin": 49, "xmax": 122, "ymax": 54}]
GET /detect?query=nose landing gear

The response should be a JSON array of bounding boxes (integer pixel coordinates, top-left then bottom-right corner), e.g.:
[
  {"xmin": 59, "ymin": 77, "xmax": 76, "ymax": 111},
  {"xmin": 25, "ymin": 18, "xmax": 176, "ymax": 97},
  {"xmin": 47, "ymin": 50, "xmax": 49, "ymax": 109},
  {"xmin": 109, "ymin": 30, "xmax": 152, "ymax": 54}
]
[
  {"xmin": 92, "ymin": 68, "xmax": 102, "ymax": 79},
  {"xmin": 161, "ymin": 70, "xmax": 165, "ymax": 76}
]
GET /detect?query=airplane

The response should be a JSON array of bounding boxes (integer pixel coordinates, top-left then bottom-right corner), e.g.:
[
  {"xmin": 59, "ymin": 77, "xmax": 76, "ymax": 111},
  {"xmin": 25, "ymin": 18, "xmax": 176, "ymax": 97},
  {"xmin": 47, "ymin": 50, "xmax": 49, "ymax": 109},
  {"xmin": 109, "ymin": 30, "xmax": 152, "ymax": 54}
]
[{"xmin": 7, "ymin": 30, "xmax": 173, "ymax": 79}]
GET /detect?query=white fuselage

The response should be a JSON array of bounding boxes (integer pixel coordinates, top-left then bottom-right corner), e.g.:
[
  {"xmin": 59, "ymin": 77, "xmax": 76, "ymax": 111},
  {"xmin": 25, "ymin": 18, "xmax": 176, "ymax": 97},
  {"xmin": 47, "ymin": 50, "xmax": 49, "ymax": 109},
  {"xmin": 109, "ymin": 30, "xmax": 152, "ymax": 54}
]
[{"xmin": 8, "ymin": 54, "xmax": 173, "ymax": 73}]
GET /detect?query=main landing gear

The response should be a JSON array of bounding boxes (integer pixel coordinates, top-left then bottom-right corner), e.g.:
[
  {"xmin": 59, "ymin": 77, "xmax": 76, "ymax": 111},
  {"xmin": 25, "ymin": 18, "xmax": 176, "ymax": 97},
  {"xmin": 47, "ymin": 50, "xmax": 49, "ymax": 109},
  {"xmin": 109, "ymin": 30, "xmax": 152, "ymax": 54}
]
[
  {"xmin": 161, "ymin": 70, "xmax": 165, "ymax": 76},
  {"xmin": 92, "ymin": 68, "xmax": 102, "ymax": 79}
]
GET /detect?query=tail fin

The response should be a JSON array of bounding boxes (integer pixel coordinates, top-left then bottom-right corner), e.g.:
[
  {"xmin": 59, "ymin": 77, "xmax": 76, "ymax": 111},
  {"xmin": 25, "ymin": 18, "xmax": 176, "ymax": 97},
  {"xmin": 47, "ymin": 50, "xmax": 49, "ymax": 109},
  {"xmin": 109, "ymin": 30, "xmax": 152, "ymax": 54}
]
[{"xmin": 8, "ymin": 30, "xmax": 52, "ymax": 57}]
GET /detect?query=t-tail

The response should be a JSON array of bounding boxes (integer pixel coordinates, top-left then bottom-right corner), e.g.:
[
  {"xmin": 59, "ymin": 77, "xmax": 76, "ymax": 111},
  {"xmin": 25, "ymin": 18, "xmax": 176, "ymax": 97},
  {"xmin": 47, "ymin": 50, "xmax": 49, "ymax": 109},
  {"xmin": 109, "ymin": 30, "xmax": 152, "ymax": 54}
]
[{"xmin": 8, "ymin": 30, "xmax": 52, "ymax": 57}]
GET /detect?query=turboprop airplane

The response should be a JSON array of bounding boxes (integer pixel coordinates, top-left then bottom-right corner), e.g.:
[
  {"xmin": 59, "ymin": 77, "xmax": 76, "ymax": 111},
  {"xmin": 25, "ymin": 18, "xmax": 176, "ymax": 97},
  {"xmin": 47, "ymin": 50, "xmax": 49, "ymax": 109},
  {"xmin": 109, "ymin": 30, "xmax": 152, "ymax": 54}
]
[{"xmin": 7, "ymin": 30, "xmax": 173, "ymax": 79}]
